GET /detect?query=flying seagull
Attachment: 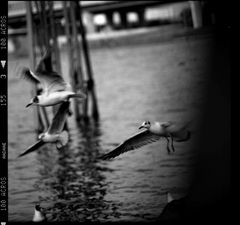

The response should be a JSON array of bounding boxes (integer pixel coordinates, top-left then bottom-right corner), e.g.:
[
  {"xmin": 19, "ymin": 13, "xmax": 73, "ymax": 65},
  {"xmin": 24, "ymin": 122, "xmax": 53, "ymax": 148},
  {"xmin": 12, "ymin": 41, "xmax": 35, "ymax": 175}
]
[
  {"xmin": 21, "ymin": 49, "xmax": 86, "ymax": 107},
  {"xmin": 18, "ymin": 101, "xmax": 70, "ymax": 157},
  {"xmin": 100, "ymin": 121, "xmax": 191, "ymax": 160},
  {"xmin": 32, "ymin": 204, "xmax": 47, "ymax": 222}
]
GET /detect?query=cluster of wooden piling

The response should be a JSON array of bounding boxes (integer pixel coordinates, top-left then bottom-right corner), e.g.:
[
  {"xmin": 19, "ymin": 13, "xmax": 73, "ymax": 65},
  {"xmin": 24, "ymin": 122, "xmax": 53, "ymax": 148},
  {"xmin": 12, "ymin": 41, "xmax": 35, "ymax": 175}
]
[{"xmin": 25, "ymin": 1, "xmax": 99, "ymax": 134}]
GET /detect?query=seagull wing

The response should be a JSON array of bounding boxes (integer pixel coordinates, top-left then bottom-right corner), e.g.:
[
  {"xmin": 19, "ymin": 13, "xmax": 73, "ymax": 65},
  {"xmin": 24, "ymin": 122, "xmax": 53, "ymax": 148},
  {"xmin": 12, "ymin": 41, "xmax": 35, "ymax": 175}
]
[
  {"xmin": 18, "ymin": 140, "xmax": 45, "ymax": 158},
  {"xmin": 47, "ymin": 101, "xmax": 70, "ymax": 134},
  {"xmin": 35, "ymin": 47, "xmax": 53, "ymax": 73},
  {"xmin": 163, "ymin": 121, "xmax": 191, "ymax": 142},
  {"xmin": 100, "ymin": 129, "xmax": 161, "ymax": 160},
  {"xmin": 21, "ymin": 67, "xmax": 40, "ymax": 84},
  {"xmin": 35, "ymin": 71, "xmax": 68, "ymax": 94},
  {"xmin": 35, "ymin": 48, "xmax": 68, "ymax": 94}
]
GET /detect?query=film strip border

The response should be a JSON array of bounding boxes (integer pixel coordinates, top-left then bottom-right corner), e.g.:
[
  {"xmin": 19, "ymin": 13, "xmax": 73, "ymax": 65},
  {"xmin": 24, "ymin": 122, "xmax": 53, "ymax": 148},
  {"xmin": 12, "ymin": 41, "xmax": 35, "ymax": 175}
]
[{"xmin": 0, "ymin": 0, "xmax": 7, "ymax": 222}]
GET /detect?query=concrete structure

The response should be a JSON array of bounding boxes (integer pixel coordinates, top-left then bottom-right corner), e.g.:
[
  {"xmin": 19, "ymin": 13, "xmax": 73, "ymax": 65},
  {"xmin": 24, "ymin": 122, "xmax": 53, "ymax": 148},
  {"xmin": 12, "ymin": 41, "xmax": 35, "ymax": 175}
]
[
  {"xmin": 8, "ymin": 1, "xmax": 205, "ymax": 54},
  {"xmin": 189, "ymin": 1, "xmax": 202, "ymax": 28},
  {"xmin": 8, "ymin": 1, "xmax": 192, "ymax": 34}
]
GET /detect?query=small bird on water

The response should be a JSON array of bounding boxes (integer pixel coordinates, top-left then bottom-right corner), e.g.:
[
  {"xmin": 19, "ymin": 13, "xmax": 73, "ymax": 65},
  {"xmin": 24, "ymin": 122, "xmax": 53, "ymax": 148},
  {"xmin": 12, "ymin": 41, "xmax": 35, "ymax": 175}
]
[
  {"xmin": 18, "ymin": 101, "xmax": 70, "ymax": 157},
  {"xmin": 100, "ymin": 120, "xmax": 191, "ymax": 160},
  {"xmin": 21, "ymin": 49, "xmax": 86, "ymax": 107},
  {"xmin": 167, "ymin": 192, "xmax": 174, "ymax": 203},
  {"xmin": 32, "ymin": 204, "xmax": 47, "ymax": 222},
  {"xmin": 158, "ymin": 192, "xmax": 187, "ymax": 221}
]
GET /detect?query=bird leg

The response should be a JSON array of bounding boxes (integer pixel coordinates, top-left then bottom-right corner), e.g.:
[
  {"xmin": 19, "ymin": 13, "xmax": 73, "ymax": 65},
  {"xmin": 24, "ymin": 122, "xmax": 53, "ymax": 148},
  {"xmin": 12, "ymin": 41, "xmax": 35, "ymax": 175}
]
[
  {"xmin": 170, "ymin": 134, "xmax": 175, "ymax": 152},
  {"xmin": 165, "ymin": 137, "xmax": 171, "ymax": 154}
]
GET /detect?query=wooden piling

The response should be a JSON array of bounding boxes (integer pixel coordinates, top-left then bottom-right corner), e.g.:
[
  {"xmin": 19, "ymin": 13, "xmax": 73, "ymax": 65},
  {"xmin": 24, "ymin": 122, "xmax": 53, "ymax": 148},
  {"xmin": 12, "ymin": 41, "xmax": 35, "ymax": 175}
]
[
  {"xmin": 40, "ymin": 106, "xmax": 50, "ymax": 128},
  {"xmin": 48, "ymin": 1, "xmax": 61, "ymax": 117},
  {"xmin": 33, "ymin": 1, "xmax": 44, "ymax": 55},
  {"xmin": 70, "ymin": 2, "xmax": 84, "ymax": 88},
  {"xmin": 77, "ymin": 1, "xmax": 99, "ymax": 121},
  {"xmin": 62, "ymin": 1, "xmax": 82, "ymax": 122},
  {"xmin": 34, "ymin": 1, "xmax": 52, "ymax": 131},
  {"xmin": 26, "ymin": 1, "xmax": 44, "ymax": 134},
  {"xmin": 70, "ymin": 1, "xmax": 88, "ymax": 122},
  {"xmin": 189, "ymin": 1, "xmax": 203, "ymax": 29},
  {"xmin": 48, "ymin": 1, "xmax": 62, "ymax": 74},
  {"xmin": 25, "ymin": 1, "xmax": 100, "ymax": 133},
  {"xmin": 37, "ymin": 1, "xmax": 68, "ymax": 131},
  {"xmin": 40, "ymin": 1, "xmax": 50, "ymax": 49}
]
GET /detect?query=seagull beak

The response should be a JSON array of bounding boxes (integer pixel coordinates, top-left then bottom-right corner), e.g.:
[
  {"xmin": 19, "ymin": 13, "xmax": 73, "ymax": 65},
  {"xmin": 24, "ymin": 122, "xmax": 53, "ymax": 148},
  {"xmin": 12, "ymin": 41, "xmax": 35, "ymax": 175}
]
[
  {"xmin": 26, "ymin": 102, "xmax": 33, "ymax": 108},
  {"xmin": 139, "ymin": 125, "xmax": 144, "ymax": 129}
]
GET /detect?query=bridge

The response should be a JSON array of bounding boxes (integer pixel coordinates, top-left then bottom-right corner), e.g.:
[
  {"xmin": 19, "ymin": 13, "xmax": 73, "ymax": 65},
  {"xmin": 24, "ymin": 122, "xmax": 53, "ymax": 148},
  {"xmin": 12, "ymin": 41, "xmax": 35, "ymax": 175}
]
[{"xmin": 8, "ymin": 1, "xmax": 201, "ymax": 36}]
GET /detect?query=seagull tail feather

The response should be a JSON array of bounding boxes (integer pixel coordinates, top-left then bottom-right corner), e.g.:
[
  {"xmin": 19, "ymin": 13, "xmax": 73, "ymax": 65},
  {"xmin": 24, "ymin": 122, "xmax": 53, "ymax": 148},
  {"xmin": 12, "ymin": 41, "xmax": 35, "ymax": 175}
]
[
  {"xmin": 175, "ymin": 130, "xmax": 191, "ymax": 142},
  {"xmin": 69, "ymin": 92, "xmax": 87, "ymax": 100},
  {"xmin": 59, "ymin": 131, "xmax": 69, "ymax": 146}
]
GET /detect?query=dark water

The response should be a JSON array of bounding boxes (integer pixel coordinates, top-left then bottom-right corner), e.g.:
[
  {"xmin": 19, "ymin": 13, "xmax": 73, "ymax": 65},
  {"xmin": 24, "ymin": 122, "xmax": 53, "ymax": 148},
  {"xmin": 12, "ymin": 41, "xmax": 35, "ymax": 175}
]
[{"xmin": 8, "ymin": 32, "xmax": 213, "ymax": 222}]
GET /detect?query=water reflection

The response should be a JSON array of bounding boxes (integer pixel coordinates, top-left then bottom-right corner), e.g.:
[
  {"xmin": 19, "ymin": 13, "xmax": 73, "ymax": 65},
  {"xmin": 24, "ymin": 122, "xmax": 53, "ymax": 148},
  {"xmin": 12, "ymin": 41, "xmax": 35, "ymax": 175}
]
[{"xmin": 32, "ymin": 121, "xmax": 120, "ymax": 222}]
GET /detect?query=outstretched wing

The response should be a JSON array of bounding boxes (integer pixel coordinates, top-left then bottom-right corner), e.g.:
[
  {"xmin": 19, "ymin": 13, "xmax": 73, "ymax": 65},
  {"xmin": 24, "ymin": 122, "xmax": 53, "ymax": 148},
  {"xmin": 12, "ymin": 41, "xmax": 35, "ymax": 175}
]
[
  {"xmin": 36, "ymin": 71, "xmax": 69, "ymax": 94},
  {"xmin": 100, "ymin": 129, "xmax": 161, "ymax": 160},
  {"xmin": 18, "ymin": 140, "xmax": 45, "ymax": 158},
  {"xmin": 35, "ymin": 48, "xmax": 69, "ymax": 93},
  {"xmin": 35, "ymin": 47, "xmax": 53, "ymax": 73},
  {"xmin": 20, "ymin": 67, "xmax": 40, "ymax": 84},
  {"xmin": 47, "ymin": 101, "xmax": 70, "ymax": 134}
]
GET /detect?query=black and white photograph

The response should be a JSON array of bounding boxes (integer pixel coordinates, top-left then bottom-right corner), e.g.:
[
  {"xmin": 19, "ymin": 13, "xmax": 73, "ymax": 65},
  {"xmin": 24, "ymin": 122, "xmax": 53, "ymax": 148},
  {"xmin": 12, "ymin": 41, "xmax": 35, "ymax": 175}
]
[{"xmin": 1, "ymin": 1, "xmax": 231, "ymax": 223}]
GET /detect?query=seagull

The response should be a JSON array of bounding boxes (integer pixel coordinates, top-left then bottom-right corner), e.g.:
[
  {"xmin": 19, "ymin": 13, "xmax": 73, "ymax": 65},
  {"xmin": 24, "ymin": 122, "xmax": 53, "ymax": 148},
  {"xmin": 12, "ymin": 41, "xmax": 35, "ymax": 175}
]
[
  {"xmin": 158, "ymin": 193, "xmax": 187, "ymax": 221},
  {"xmin": 18, "ymin": 101, "xmax": 70, "ymax": 157},
  {"xmin": 167, "ymin": 192, "xmax": 174, "ymax": 203},
  {"xmin": 21, "ymin": 49, "xmax": 86, "ymax": 107},
  {"xmin": 100, "ymin": 121, "xmax": 191, "ymax": 160},
  {"xmin": 32, "ymin": 204, "xmax": 47, "ymax": 222}
]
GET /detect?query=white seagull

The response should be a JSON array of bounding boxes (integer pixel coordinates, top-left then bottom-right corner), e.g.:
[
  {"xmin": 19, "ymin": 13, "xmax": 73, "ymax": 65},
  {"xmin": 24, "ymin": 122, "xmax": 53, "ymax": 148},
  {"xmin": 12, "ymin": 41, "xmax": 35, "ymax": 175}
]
[
  {"xmin": 18, "ymin": 101, "xmax": 70, "ymax": 157},
  {"xmin": 100, "ymin": 121, "xmax": 191, "ymax": 160},
  {"xmin": 32, "ymin": 204, "xmax": 47, "ymax": 222},
  {"xmin": 167, "ymin": 192, "xmax": 174, "ymax": 203},
  {"xmin": 21, "ymin": 49, "xmax": 86, "ymax": 107}
]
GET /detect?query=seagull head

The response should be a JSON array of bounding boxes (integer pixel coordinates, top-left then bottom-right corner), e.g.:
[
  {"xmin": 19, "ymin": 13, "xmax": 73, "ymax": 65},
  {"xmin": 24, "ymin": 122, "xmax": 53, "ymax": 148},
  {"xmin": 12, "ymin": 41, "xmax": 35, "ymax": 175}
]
[
  {"xmin": 35, "ymin": 204, "xmax": 42, "ymax": 211},
  {"xmin": 139, "ymin": 121, "xmax": 151, "ymax": 130},
  {"xmin": 33, "ymin": 204, "xmax": 46, "ymax": 222},
  {"xmin": 26, "ymin": 96, "xmax": 39, "ymax": 107},
  {"xmin": 38, "ymin": 133, "xmax": 45, "ymax": 140}
]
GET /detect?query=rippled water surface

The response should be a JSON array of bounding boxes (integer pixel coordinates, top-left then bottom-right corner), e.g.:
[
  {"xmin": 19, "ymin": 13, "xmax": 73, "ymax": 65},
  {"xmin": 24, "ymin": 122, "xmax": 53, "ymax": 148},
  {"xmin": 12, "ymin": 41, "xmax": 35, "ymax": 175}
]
[{"xmin": 8, "ymin": 31, "xmax": 213, "ymax": 222}]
